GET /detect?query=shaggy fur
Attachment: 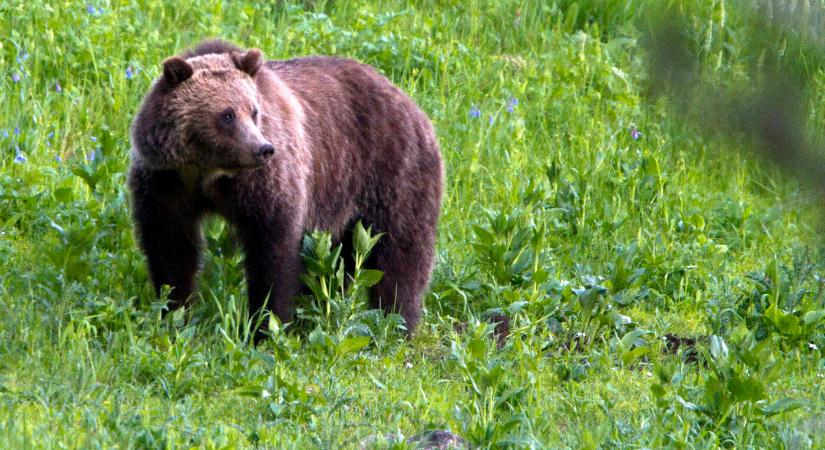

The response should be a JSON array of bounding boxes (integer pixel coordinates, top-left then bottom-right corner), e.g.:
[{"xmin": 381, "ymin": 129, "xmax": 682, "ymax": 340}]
[{"xmin": 129, "ymin": 40, "xmax": 443, "ymax": 333}]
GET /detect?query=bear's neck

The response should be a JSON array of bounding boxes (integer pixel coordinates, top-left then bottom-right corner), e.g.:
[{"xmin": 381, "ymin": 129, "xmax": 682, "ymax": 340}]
[{"xmin": 178, "ymin": 166, "xmax": 236, "ymax": 196}]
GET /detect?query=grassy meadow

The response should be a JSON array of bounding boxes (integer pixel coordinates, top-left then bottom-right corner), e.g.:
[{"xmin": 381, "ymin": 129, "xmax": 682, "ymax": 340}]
[{"xmin": 1, "ymin": 0, "xmax": 824, "ymax": 448}]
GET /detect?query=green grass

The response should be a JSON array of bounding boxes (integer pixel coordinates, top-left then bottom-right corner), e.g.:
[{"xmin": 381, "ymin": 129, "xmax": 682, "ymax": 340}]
[{"xmin": 1, "ymin": 0, "xmax": 824, "ymax": 448}]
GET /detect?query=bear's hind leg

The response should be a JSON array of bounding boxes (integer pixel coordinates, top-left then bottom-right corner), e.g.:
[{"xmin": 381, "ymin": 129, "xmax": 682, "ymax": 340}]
[{"xmin": 368, "ymin": 232, "xmax": 436, "ymax": 333}]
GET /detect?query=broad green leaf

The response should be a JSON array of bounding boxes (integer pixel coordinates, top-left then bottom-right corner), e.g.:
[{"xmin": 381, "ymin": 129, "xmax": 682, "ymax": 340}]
[
  {"xmin": 689, "ymin": 214, "xmax": 705, "ymax": 231},
  {"xmin": 621, "ymin": 346, "xmax": 650, "ymax": 366},
  {"xmin": 467, "ymin": 337, "xmax": 487, "ymax": 361},
  {"xmin": 230, "ymin": 385, "xmax": 264, "ymax": 397},
  {"xmin": 650, "ymin": 383, "xmax": 666, "ymax": 399},
  {"xmin": 620, "ymin": 329, "xmax": 649, "ymax": 349},
  {"xmin": 676, "ymin": 396, "xmax": 709, "ymax": 413},
  {"xmin": 309, "ymin": 326, "xmax": 334, "ymax": 351},
  {"xmin": 337, "ymin": 336, "xmax": 370, "ymax": 356},
  {"xmin": 358, "ymin": 269, "xmax": 384, "ymax": 287},
  {"xmin": 709, "ymin": 335, "xmax": 728, "ymax": 362},
  {"xmin": 472, "ymin": 225, "xmax": 495, "ymax": 245},
  {"xmin": 757, "ymin": 398, "xmax": 804, "ymax": 417},
  {"xmin": 803, "ymin": 309, "xmax": 825, "ymax": 326},
  {"xmin": 728, "ymin": 375, "xmax": 766, "ymax": 403}
]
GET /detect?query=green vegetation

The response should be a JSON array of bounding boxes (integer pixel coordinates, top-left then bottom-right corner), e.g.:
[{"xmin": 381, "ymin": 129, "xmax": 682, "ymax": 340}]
[{"xmin": 1, "ymin": 1, "xmax": 824, "ymax": 448}]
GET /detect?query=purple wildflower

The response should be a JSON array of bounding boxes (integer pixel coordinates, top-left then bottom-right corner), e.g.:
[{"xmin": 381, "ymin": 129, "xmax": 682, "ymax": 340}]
[
  {"xmin": 48, "ymin": 131, "xmax": 54, "ymax": 139},
  {"xmin": 55, "ymin": 155, "xmax": 62, "ymax": 163},
  {"xmin": 16, "ymin": 52, "xmax": 30, "ymax": 64},
  {"xmin": 12, "ymin": 72, "xmax": 20, "ymax": 83},
  {"xmin": 87, "ymin": 150, "xmax": 96, "ymax": 162},
  {"xmin": 90, "ymin": 136, "xmax": 97, "ymax": 143},
  {"xmin": 14, "ymin": 146, "xmax": 25, "ymax": 163},
  {"xmin": 125, "ymin": 67, "xmax": 134, "ymax": 80},
  {"xmin": 55, "ymin": 81, "xmax": 62, "ymax": 92},
  {"xmin": 507, "ymin": 97, "xmax": 518, "ymax": 113},
  {"xmin": 469, "ymin": 105, "xmax": 481, "ymax": 118},
  {"xmin": 87, "ymin": 5, "xmax": 97, "ymax": 14},
  {"xmin": 14, "ymin": 127, "xmax": 20, "ymax": 136},
  {"xmin": 488, "ymin": 115, "xmax": 494, "ymax": 125},
  {"xmin": 2, "ymin": 130, "xmax": 7, "ymax": 139},
  {"xmin": 630, "ymin": 126, "xmax": 641, "ymax": 141}
]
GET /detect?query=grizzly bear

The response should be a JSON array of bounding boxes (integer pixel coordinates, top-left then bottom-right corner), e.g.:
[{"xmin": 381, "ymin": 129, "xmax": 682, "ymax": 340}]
[{"xmin": 129, "ymin": 40, "xmax": 443, "ymax": 334}]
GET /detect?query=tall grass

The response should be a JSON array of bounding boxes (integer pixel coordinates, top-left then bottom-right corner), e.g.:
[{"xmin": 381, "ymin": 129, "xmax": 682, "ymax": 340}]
[{"xmin": 0, "ymin": 1, "xmax": 823, "ymax": 447}]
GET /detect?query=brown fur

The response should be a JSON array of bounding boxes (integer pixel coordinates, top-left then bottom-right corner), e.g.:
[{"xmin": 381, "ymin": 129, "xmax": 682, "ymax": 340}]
[{"xmin": 129, "ymin": 40, "xmax": 443, "ymax": 334}]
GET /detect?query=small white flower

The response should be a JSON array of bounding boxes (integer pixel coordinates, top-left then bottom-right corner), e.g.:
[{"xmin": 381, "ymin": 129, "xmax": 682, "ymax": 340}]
[
  {"xmin": 262, "ymin": 389, "xmax": 271, "ymax": 399},
  {"xmin": 809, "ymin": 342, "xmax": 818, "ymax": 351},
  {"xmin": 405, "ymin": 362, "xmax": 413, "ymax": 369}
]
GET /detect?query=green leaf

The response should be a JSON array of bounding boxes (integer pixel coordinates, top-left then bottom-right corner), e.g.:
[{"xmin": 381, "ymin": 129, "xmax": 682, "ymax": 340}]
[
  {"xmin": 650, "ymin": 383, "xmax": 666, "ymax": 399},
  {"xmin": 337, "ymin": 336, "xmax": 370, "ymax": 356},
  {"xmin": 621, "ymin": 346, "xmax": 650, "ymax": 366},
  {"xmin": 4, "ymin": 212, "xmax": 25, "ymax": 228},
  {"xmin": 506, "ymin": 301, "xmax": 529, "ymax": 315},
  {"xmin": 688, "ymin": 214, "xmax": 705, "ymax": 231},
  {"xmin": 610, "ymin": 311, "xmax": 632, "ymax": 327},
  {"xmin": 472, "ymin": 224, "xmax": 495, "ymax": 245},
  {"xmin": 764, "ymin": 301, "xmax": 783, "ymax": 325},
  {"xmin": 467, "ymin": 337, "xmax": 487, "ymax": 361},
  {"xmin": 709, "ymin": 335, "xmax": 728, "ymax": 362},
  {"xmin": 757, "ymin": 398, "xmax": 804, "ymax": 417},
  {"xmin": 308, "ymin": 326, "xmax": 334, "ymax": 352},
  {"xmin": 496, "ymin": 412, "xmax": 526, "ymax": 435},
  {"xmin": 71, "ymin": 167, "xmax": 98, "ymax": 191},
  {"xmin": 676, "ymin": 396, "xmax": 709, "ymax": 414},
  {"xmin": 728, "ymin": 375, "xmax": 766, "ymax": 403},
  {"xmin": 803, "ymin": 309, "xmax": 825, "ymax": 326},
  {"xmin": 357, "ymin": 269, "xmax": 384, "ymax": 287},
  {"xmin": 300, "ymin": 274, "xmax": 327, "ymax": 301},
  {"xmin": 620, "ymin": 329, "xmax": 649, "ymax": 349},
  {"xmin": 367, "ymin": 373, "xmax": 387, "ymax": 390},
  {"xmin": 353, "ymin": 220, "xmax": 382, "ymax": 259},
  {"xmin": 250, "ymin": 350, "xmax": 275, "ymax": 369},
  {"xmin": 53, "ymin": 187, "xmax": 73, "ymax": 202},
  {"xmin": 777, "ymin": 313, "xmax": 801, "ymax": 336},
  {"xmin": 230, "ymin": 385, "xmax": 264, "ymax": 397}
]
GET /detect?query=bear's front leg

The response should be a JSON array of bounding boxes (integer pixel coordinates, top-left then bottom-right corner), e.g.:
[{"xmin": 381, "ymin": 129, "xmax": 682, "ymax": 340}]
[
  {"xmin": 238, "ymin": 219, "xmax": 303, "ymax": 328},
  {"xmin": 130, "ymin": 169, "xmax": 204, "ymax": 310}
]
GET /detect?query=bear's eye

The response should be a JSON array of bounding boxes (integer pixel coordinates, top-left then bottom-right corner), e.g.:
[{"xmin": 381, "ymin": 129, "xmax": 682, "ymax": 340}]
[
  {"xmin": 220, "ymin": 109, "xmax": 236, "ymax": 125},
  {"xmin": 251, "ymin": 108, "xmax": 259, "ymax": 121}
]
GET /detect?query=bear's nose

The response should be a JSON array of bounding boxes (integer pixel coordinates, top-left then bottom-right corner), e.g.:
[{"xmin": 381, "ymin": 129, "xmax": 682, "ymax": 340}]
[{"xmin": 258, "ymin": 144, "xmax": 275, "ymax": 158}]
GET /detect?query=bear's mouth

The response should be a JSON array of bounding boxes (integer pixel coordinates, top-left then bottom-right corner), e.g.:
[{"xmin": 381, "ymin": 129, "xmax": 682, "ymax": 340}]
[
  {"xmin": 237, "ymin": 155, "xmax": 271, "ymax": 169},
  {"xmin": 228, "ymin": 143, "xmax": 275, "ymax": 169}
]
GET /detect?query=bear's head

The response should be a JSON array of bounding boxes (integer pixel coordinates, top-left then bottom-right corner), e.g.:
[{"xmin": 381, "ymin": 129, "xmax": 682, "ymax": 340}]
[{"xmin": 131, "ymin": 48, "xmax": 279, "ymax": 171}]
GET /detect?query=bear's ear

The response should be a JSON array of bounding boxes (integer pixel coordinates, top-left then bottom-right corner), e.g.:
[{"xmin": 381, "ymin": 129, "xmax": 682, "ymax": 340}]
[
  {"xmin": 162, "ymin": 56, "xmax": 194, "ymax": 86},
  {"xmin": 233, "ymin": 49, "xmax": 263, "ymax": 77}
]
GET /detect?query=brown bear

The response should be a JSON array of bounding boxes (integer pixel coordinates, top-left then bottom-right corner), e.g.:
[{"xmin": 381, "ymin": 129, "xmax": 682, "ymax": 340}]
[{"xmin": 129, "ymin": 40, "xmax": 443, "ymax": 334}]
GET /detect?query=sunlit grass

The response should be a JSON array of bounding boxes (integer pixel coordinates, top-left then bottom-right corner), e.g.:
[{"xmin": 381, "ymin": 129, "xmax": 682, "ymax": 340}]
[{"xmin": 0, "ymin": 1, "xmax": 823, "ymax": 448}]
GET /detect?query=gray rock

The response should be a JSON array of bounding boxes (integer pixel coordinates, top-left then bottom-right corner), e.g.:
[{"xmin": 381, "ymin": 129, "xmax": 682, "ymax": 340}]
[{"xmin": 408, "ymin": 430, "xmax": 469, "ymax": 449}]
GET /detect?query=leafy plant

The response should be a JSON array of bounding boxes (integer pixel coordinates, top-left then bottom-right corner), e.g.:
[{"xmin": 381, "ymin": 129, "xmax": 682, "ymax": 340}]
[
  {"xmin": 449, "ymin": 321, "xmax": 530, "ymax": 448},
  {"xmin": 295, "ymin": 221, "xmax": 404, "ymax": 349},
  {"xmin": 651, "ymin": 328, "xmax": 804, "ymax": 444},
  {"xmin": 736, "ymin": 259, "xmax": 825, "ymax": 350},
  {"xmin": 471, "ymin": 208, "xmax": 549, "ymax": 289}
]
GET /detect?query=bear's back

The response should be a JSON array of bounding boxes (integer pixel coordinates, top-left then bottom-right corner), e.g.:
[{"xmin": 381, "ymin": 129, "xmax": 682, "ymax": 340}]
[{"xmin": 263, "ymin": 55, "xmax": 440, "ymax": 235}]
